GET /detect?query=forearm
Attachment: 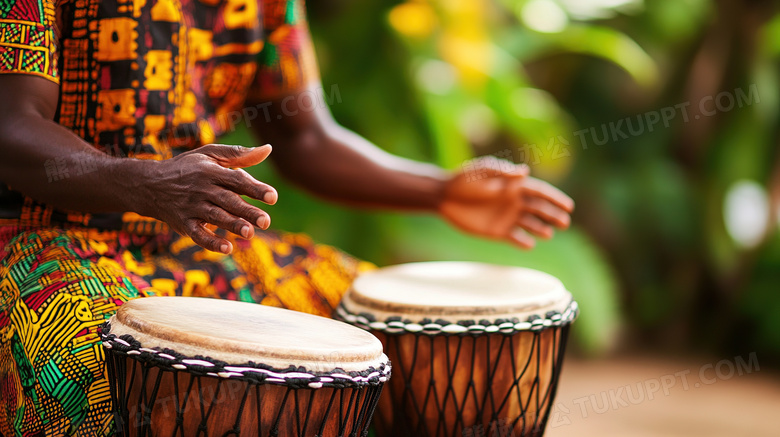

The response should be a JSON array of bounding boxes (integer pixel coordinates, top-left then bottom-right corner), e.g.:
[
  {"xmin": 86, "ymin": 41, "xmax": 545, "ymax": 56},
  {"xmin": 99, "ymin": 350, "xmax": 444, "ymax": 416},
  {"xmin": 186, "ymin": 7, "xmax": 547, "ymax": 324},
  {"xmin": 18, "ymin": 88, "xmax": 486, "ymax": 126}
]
[
  {"xmin": 274, "ymin": 126, "xmax": 448, "ymax": 211},
  {"xmin": 255, "ymin": 98, "xmax": 449, "ymax": 211},
  {"xmin": 0, "ymin": 113, "xmax": 147, "ymax": 214}
]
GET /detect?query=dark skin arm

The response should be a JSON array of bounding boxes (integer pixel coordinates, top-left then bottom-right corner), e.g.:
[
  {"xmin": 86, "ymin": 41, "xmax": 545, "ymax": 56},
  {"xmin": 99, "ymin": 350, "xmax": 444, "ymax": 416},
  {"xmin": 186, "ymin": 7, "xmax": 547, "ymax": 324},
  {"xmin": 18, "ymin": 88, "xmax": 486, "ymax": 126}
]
[
  {"xmin": 253, "ymin": 91, "xmax": 449, "ymax": 211},
  {"xmin": 0, "ymin": 75, "xmax": 277, "ymax": 254},
  {"xmin": 251, "ymin": 85, "xmax": 575, "ymax": 249}
]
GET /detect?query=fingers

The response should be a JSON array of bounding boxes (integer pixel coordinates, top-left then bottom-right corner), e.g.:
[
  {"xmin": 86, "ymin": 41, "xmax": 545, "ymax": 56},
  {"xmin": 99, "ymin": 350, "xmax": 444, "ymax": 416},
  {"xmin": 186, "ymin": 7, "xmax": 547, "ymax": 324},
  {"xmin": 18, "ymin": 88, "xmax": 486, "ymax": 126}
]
[
  {"xmin": 509, "ymin": 212, "xmax": 553, "ymax": 250},
  {"xmin": 217, "ymin": 168, "xmax": 278, "ymax": 204},
  {"xmin": 216, "ymin": 194, "xmax": 271, "ymax": 230},
  {"xmin": 523, "ymin": 177, "xmax": 575, "ymax": 212},
  {"xmin": 200, "ymin": 204, "xmax": 255, "ymax": 239},
  {"xmin": 508, "ymin": 228, "xmax": 536, "ymax": 250},
  {"xmin": 185, "ymin": 220, "xmax": 233, "ymax": 254},
  {"xmin": 190, "ymin": 144, "xmax": 277, "ymax": 203},
  {"xmin": 181, "ymin": 198, "xmax": 269, "ymax": 253},
  {"xmin": 525, "ymin": 197, "xmax": 572, "ymax": 229},
  {"xmin": 515, "ymin": 163, "xmax": 531, "ymax": 178},
  {"xmin": 199, "ymin": 144, "xmax": 273, "ymax": 169},
  {"xmin": 518, "ymin": 213, "xmax": 554, "ymax": 239}
]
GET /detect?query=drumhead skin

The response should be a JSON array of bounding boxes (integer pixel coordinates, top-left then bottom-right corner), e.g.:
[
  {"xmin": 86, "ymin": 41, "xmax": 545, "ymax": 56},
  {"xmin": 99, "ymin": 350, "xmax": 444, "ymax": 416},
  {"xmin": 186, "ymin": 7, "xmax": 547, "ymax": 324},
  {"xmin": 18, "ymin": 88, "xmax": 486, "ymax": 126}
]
[
  {"xmin": 103, "ymin": 297, "xmax": 388, "ymax": 375},
  {"xmin": 340, "ymin": 262, "xmax": 576, "ymax": 331}
]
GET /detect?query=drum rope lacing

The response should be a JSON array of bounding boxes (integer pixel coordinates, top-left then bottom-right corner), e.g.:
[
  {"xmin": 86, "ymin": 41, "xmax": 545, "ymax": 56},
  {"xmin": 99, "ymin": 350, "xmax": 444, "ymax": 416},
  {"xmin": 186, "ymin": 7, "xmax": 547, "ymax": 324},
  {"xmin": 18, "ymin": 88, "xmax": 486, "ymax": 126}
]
[
  {"xmin": 99, "ymin": 322, "xmax": 391, "ymax": 390},
  {"xmin": 382, "ymin": 326, "xmax": 570, "ymax": 436},
  {"xmin": 336, "ymin": 300, "xmax": 578, "ymax": 335},
  {"xmin": 106, "ymin": 348, "xmax": 385, "ymax": 436}
]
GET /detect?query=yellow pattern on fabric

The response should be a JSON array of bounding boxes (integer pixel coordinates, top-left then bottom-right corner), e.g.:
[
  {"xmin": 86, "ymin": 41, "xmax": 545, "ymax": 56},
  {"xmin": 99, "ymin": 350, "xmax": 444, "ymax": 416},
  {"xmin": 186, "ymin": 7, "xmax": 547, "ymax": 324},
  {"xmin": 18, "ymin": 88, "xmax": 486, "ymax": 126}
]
[
  {"xmin": 95, "ymin": 18, "xmax": 139, "ymax": 61},
  {"xmin": 0, "ymin": 227, "xmax": 371, "ymax": 435}
]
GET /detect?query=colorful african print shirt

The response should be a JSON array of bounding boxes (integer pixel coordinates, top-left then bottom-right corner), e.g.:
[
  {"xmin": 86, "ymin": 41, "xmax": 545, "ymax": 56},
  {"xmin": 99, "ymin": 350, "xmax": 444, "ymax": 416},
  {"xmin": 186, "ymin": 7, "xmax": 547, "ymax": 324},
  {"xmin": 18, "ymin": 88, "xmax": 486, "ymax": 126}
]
[{"xmin": 0, "ymin": 0, "xmax": 319, "ymax": 233}]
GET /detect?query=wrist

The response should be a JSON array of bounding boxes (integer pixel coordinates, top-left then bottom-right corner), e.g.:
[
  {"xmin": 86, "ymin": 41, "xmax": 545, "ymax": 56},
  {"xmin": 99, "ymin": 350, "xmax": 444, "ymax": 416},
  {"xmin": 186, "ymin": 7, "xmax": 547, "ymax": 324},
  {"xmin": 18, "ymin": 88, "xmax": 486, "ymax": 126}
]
[
  {"xmin": 428, "ymin": 171, "xmax": 451, "ymax": 212},
  {"xmin": 104, "ymin": 157, "xmax": 159, "ymax": 215},
  {"xmin": 392, "ymin": 165, "xmax": 449, "ymax": 212}
]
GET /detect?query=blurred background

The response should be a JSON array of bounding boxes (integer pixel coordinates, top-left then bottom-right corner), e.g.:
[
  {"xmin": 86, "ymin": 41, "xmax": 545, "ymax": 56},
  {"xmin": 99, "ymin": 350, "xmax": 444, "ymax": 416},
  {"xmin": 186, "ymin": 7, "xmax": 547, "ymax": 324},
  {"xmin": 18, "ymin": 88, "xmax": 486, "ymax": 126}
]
[{"xmin": 225, "ymin": 1, "xmax": 780, "ymax": 433}]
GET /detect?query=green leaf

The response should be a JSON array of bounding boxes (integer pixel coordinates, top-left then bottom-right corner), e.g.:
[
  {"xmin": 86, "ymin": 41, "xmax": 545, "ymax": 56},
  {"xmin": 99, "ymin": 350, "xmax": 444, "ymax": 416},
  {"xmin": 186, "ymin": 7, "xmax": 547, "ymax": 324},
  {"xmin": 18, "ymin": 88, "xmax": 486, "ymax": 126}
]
[
  {"xmin": 531, "ymin": 24, "xmax": 659, "ymax": 88},
  {"xmin": 417, "ymin": 82, "xmax": 476, "ymax": 169}
]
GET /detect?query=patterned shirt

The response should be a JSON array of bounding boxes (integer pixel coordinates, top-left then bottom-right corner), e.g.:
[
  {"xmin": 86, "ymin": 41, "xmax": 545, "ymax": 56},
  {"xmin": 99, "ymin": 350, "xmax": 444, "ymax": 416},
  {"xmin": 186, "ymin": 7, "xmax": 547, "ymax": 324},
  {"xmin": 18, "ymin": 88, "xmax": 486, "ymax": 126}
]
[{"xmin": 0, "ymin": 0, "xmax": 319, "ymax": 233}]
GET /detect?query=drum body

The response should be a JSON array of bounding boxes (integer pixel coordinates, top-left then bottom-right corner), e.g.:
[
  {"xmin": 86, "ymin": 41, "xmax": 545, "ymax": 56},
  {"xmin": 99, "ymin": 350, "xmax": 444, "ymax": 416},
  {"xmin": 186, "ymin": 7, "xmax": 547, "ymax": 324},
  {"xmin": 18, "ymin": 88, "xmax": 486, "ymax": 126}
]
[
  {"xmin": 337, "ymin": 262, "xmax": 578, "ymax": 437},
  {"xmin": 101, "ymin": 297, "xmax": 390, "ymax": 437}
]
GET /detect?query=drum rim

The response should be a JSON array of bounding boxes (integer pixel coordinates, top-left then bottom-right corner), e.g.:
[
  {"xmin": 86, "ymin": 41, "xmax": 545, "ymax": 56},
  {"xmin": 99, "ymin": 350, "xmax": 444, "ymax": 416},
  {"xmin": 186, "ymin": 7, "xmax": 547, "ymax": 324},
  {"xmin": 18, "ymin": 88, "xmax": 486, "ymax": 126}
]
[
  {"xmin": 336, "ymin": 300, "xmax": 578, "ymax": 336},
  {"xmin": 346, "ymin": 262, "xmax": 571, "ymax": 317},
  {"xmin": 100, "ymin": 321, "xmax": 391, "ymax": 389},
  {"xmin": 104, "ymin": 297, "xmax": 387, "ymax": 370}
]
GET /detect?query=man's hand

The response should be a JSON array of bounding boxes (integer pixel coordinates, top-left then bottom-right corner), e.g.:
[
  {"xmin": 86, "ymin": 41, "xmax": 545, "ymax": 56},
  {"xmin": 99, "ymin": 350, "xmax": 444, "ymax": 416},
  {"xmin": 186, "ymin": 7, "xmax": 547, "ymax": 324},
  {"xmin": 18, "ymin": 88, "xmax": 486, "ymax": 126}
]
[
  {"xmin": 131, "ymin": 144, "xmax": 278, "ymax": 254},
  {"xmin": 438, "ymin": 157, "xmax": 574, "ymax": 249}
]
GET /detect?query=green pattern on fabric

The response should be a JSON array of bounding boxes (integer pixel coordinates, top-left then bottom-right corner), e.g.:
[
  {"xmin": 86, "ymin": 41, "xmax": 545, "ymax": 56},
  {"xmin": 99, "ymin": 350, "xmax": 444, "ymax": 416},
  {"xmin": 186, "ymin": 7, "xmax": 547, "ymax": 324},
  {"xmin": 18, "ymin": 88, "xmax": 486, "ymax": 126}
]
[
  {"xmin": 39, "ymin": 357, "xmax": 90, "ymax": 429},
  {"xmin": 286, "ymin": 0, "xmax": 297, "ymax": 24},
  {"xmin": 10, "ymin": 334, "xmax": 35, "ymax": 391},
  {"xmin": 0, "ymin": 226, "xmax": 369, "ymax": 435},
  {"xmin": 263, "ymin": 44, "xmax": 279, "ymax": 67},
  {"xmin": 0, "ymin": 3, "xmax": 13, "ymax": 19}
]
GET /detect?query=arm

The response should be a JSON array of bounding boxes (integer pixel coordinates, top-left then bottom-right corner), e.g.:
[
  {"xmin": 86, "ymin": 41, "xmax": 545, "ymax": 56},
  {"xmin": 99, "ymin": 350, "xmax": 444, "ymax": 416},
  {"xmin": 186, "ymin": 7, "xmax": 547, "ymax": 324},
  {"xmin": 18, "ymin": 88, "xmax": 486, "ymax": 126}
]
[
  {"xmin": 250, "ymin": 90, "xmax": 448, "ymax": 212},
  {"xmin": 247, "ymin": 0, "xmax": 573, "ymax": 249},
  {"xmin": 0, "ymin": 75, "xmax": 136, "ymax": 213},
  {"xmin": 0, "ymin": 75, "xmax": 277, "ymax": 253},
  {"xmin": 250, "ymin": 86, "xmax": 574, "ymax": 249}
]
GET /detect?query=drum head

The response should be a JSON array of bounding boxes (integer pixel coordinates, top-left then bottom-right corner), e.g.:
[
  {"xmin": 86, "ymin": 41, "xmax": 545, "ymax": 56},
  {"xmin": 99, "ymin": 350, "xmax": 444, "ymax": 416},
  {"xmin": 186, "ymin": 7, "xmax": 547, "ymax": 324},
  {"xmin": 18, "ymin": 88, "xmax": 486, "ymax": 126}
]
[
  {"xmin": 105, "ymin": 297, "xmax": 387, "ymax": 374},
  {"xmin": 341, "ymin": 262, "xmax": 574, "ymax": 324}
]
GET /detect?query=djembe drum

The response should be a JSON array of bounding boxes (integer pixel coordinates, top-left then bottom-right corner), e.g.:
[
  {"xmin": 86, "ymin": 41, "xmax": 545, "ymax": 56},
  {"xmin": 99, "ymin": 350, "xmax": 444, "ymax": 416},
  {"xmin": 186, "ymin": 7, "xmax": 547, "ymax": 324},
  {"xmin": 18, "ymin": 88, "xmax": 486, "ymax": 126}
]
[
  {"xmin": 337, "ymin": 262, "xmax": 578, "ymax": 437},
  {"xmin": 100, "ymin": 297, "xmax": 390, "ymax": 436}
]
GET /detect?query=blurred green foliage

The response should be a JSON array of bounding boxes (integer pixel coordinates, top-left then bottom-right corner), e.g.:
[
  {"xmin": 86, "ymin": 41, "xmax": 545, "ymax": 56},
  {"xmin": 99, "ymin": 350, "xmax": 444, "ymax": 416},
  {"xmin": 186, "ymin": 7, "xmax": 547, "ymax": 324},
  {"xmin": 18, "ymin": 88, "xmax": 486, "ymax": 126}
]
[{"xmin": 224, "ymin": 0, "xmax": 780, "ymax": 360}]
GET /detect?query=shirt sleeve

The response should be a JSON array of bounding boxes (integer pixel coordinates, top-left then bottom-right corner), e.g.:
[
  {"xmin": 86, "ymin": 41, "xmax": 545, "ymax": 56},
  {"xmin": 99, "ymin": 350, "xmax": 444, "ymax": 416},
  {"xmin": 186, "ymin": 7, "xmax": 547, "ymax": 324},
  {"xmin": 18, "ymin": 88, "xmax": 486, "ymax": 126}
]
[
  {"xmin": 250, "ymin": 0, "xmax": 319, "ymax": 100},
  {"xmin": 0, "ymin": 0, "xmax": 59, "ymax": 83}
]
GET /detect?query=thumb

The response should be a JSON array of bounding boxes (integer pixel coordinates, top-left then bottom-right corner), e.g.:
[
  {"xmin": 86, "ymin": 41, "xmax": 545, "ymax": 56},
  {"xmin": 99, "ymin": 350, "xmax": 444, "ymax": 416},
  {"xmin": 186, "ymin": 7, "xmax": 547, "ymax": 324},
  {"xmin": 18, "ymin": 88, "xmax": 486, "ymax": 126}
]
[
  {"xmin": 198, "ymin": 144, "xmax": 272, "ymax": 168},
  {"xmin": 474, "ymin": 156, "xmax": 529, "ymax": 179},
  {"xmin": 484, "ymin": 162, "xmax": 529, "ymax": 179}
]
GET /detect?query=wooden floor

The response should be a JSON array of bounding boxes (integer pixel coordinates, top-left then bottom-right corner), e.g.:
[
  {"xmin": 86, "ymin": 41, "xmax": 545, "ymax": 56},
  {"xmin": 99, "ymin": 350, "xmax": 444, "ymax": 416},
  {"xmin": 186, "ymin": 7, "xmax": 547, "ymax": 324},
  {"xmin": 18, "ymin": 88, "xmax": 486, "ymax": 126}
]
[{"xmin": 546, "ymin": 355, "xmax": 780, "ymax": 437}]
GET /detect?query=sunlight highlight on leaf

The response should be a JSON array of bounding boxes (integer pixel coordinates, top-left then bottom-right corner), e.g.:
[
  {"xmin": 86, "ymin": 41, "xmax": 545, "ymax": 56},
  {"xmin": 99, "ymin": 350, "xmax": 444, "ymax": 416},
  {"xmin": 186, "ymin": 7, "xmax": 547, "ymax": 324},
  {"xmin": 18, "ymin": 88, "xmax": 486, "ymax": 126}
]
[
  {"xmin": 558, "ymin": 0, "xmax": 644, "ymax": 20},
  {"xmin": 519, "ymin": 0, "xmax": 569, "ymax": 34},
  {"xmin": 511, "ymin": 87, "xmax": 560, "ymax": 121},
  {"xmin": 552, "ymin": 25, "xmax": 659, "ymax": 87},
  {"xmin": 415, "ymin": 59, "xmax": 458, "ymax": 95},
  {"xmin": 724, "ymin": 180, "xmax": 770, "ymax": 249}
]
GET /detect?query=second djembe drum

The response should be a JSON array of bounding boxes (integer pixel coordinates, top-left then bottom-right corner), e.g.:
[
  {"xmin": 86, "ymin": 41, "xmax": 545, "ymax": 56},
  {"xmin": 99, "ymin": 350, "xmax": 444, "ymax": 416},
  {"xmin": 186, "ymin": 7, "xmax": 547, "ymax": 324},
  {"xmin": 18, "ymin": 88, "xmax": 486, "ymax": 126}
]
[
  {"xmin": 101, "ymin": 296, "xmax": 390, "ymax": 436},
  {"xmin": 337, "ymin": 262, "xmax": 578, "ymax": 437}
]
